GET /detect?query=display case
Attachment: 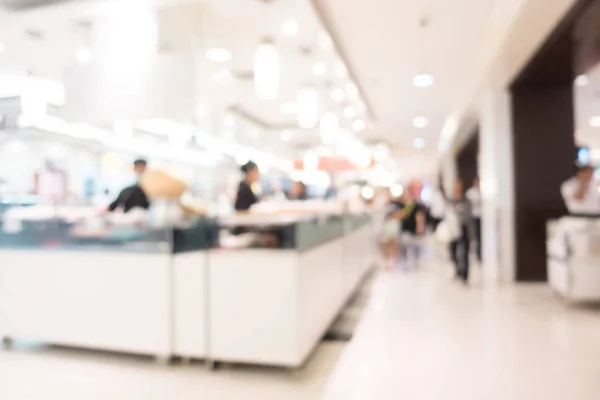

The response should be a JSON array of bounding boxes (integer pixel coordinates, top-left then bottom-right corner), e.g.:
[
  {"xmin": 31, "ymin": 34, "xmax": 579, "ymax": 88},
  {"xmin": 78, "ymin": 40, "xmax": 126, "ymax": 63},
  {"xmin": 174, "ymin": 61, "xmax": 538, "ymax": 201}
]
[
  {"xmin": 547, "ymin": 216, "xmax": 600, "ymax": 302},
  {"xmin": 0, "ymin": 204, "xmax": 377, "ymax": 367},
  {"xmin": 207, "ymin": 211, "xmax": 375, "ymax": 367},
  {"xmin": 0, "ymin": 206, "xmax": 217, "ymax": 359}
]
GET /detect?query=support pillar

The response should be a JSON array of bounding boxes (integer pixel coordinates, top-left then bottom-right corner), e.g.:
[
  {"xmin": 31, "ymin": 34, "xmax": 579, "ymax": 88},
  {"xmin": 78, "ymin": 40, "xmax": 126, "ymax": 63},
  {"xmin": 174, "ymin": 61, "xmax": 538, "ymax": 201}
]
[{"xmin": 480, "ymin": 91, "xmax": 515, "ymax": 282}]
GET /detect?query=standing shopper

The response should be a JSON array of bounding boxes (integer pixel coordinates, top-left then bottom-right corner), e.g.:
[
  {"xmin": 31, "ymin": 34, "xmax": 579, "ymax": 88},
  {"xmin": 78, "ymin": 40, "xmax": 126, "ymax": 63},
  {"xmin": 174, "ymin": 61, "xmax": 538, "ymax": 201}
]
[
  {"xmin": 466, "ymin": 178, "xmax": 482, "ymax": 263},
  {"xmin": 447, "ymin": 179, "xmax": 473, "ymax": 283},
  {"xmin": 561, "ymin": 165, "xmax": 600, "ymax": 215},
  {"xmin": 234, "ymin": 161, "xmax": 260, "ymax": 213},
  {"xmin": 389, "ymin": 191, "xmax": 426, "ymax": 270},
  {"xmin": 107, "ymin": 159, "xmax": 150, "ymax": 213}
]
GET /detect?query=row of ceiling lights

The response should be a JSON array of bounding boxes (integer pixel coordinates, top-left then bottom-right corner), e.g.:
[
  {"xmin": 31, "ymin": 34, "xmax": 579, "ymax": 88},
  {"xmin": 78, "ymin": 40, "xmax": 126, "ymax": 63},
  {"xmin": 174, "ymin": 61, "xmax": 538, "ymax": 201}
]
[
  {"xmin": 0, "ymin": 20, "xmax": 432, "ymax": 153},
  {"xmin": 410, "ymin": 73, "xmax": 435, "ymax": 149},
  {"xmin": 204, "ymin": 18, "xmax": 368, "ymax": 147}
]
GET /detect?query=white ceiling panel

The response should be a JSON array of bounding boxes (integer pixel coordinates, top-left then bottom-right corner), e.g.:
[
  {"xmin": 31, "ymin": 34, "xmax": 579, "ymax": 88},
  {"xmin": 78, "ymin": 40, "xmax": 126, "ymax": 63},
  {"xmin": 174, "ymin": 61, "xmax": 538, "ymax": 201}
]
[{"xmin": 313, "ymin": 0, "xmax": 497, "ymax": 152}]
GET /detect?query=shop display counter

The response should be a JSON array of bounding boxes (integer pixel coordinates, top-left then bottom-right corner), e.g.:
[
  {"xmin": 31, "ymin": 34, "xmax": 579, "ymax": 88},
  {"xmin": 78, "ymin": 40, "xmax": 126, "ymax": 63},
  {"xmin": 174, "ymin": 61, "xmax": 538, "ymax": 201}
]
[
  {"xmin": 0, "ymin": 207, "xmax": 377, "ymax": 368},
  {"xmin": 0, "ymin": 215, "xmax": 217, "ymax": 359},
  {"xmin": 547, "ymin": 216, "xmax": 600, "ymax": 302},
  {"xmin": 208, "ymin": 212, "xmax": 375, "ymax": 367}
]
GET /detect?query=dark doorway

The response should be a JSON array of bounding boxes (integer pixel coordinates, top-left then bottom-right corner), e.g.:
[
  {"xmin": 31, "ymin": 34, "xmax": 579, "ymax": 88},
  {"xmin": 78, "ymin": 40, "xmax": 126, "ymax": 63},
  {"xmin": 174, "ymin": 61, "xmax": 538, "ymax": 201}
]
[
  {"xmin": 509, "ymin": 0, "xmax": 600, "ymax": 281},
  {"xmin": 456, "ymin": 130, "xmax": 479, "ymax": 190}
]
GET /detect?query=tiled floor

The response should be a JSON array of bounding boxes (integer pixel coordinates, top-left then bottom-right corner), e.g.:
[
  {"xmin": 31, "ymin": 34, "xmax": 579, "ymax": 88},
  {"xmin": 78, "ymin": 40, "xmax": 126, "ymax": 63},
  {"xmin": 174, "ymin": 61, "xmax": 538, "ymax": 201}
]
[
  {"xmin": 324, "ymin": 264, "xmax": 600, "ymax": 400},
  {"xmin": 2, "ymin": 263, "xmax": 600, "ymax": 400}
]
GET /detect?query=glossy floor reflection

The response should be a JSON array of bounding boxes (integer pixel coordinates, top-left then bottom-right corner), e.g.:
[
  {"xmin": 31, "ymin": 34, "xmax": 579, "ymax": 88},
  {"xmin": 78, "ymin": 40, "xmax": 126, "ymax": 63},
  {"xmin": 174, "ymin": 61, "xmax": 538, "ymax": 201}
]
[
  {"xmin": 0, "ymin": 341, "xmax": 344, "ymax": 399},
  {"xmin": 324, "ymin": 264, "xmax": 600, "ymax": 400},
  {"xmin": 3, "ymin": 263, "xmax": 600, "ymax": 400}
]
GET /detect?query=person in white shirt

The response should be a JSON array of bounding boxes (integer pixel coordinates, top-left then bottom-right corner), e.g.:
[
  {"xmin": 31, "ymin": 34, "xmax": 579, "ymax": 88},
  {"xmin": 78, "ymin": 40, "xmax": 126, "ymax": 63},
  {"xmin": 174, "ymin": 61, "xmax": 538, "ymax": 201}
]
[
  {"xmin": 561, "ymin": 165, "xmax": 600, "ymax": 215},
  {"xmin": 466, "ymin": 178, "xmax": 482, "ymax": 263}
]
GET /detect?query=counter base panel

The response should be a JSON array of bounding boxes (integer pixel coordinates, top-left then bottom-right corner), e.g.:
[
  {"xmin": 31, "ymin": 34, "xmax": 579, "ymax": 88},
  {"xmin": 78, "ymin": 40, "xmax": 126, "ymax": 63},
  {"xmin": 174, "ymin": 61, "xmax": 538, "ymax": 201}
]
[
  {"xmin": 549, "ymin": 258, "xmax": 600, "ymax": 301},
  {"xmin": 208, "ymin": 223, "xmax": 374, "ymax": 368},
  {"xmin": 0, "ymin": 251, "xmax": 172, "ymax": 357},
  {"xmin": 172, "ymin": 252, "xmax": 208, "ymax": 358},
  {"xmin": 208, "ymin": 250, "xmax": 300, "ymax": 366}
]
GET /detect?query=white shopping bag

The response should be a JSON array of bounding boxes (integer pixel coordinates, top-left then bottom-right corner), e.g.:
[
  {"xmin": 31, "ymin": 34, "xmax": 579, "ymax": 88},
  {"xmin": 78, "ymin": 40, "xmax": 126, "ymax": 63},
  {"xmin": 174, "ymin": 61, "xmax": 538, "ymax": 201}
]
[{"xmin": 435, "ymin": 211, "xmax": 461, "ymax": 244}]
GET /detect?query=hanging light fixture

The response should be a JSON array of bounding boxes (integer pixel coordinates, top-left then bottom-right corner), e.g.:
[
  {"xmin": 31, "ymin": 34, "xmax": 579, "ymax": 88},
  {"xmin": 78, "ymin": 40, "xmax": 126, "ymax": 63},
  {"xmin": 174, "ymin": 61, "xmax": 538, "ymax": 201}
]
[
  {"xmin": 297, "ymin": 84, "xmax": 318, "ymax": 128},
  {"xmin": 254, "ymin": 37, "xmax": 279, "ymax": 99},
  {"xmin": 320, "ymin": 112, "xmax": 340, "ymax": 145}
]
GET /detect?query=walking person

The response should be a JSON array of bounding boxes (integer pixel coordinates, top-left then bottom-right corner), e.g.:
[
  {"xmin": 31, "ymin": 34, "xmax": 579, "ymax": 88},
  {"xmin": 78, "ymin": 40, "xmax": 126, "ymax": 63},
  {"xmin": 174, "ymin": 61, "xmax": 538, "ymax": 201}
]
[
  {"xmin": 466, "ymin": 178, "xmax": 482, "ymax": 264},
  {"xmin": 388, "ymin": 190, "xmax": 426, "ymax": 270},
  {"xmin": 446, "ymin": 179, "xmax": 473, "ymax": 284},
  {"xmin": 429, "ymin": 185, "xmax": 446, "ymax": 232}
]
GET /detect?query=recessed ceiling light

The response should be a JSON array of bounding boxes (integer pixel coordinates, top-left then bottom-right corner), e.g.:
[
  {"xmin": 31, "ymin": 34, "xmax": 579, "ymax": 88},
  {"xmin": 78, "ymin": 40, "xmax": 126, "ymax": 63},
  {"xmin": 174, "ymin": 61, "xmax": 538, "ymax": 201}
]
[
  {"xmin": 353, "ymin": 119, "xmax": 365, "ymax": 132},
  {"xmin": 361, "ymin": 186, "xmax": 375, "ymax": 200},
  {"xmin": 590, "ymin": 116, "xmax": 600, "ymax": 128},
  {"xmin": 224, "ymin": 115, "xmax": 235, "ymax": 128},
  {"xmin": 390, "ymin": 184, "xmax": 404, "ymax": 197},
  {"xmin": 205, "ymin": 48, "xmax": 232, "ymax": 63},
  {"xmin": 331, "ymin": 88, "xmax": 345, "ymax": 102},
  {"xmin": 280, "ymin": 102, "xmax": 296, "ymax": 114},
  {"xmin": 75, "ymin": 46, "xmax": 92, "ymax": 64},
  {"xmin": 312, "ymin": 62, "xmax": 327, "ymax": 76},
  {"xmin": 413, "ymin": 116, "xmax": 429, "ymax": 129},
  {"xmin": 575, "ymin": 74, "xmax": 589, "ymax": 87},
  {"xmin": 344, "ymin": 107, "xmax": 357, "ymax": 118},
  {"xmin": 346, "ymin": 82, "xmax": 358, "ymax": 97},
  {"xmin": 282, "ymin": 20, "xmax": 298, "ymax": 36},
  {"xmin": 413, "ymin": 73, "xmax": 435, "ymax": 88},
  {"xmin": 280, "ymin": 130, "xmax": 291, "ymax": 141},
  {"xmin": 413, "ymin": 137, "xmax": 426, "ymax": 149}
]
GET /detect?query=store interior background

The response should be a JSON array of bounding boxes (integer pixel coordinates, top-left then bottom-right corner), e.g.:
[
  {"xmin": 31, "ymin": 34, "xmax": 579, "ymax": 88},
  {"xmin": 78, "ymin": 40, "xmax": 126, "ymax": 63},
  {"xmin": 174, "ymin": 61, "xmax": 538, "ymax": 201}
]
[
  {"xmin": 0, "ymin": 0, "xmax": 438, "ymax": 206},
  {"xmin": 1, "ymin": 0, "xmax": 600, "ymax": 399}
]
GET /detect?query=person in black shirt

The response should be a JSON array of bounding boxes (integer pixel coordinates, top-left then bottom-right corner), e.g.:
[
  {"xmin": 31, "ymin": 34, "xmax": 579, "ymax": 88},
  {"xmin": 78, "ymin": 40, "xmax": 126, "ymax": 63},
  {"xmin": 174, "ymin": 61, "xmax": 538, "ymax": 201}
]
[
  {"xmin": 232, "ymin": 161, "xmax": 278, "ymax": 246},
  {"xmin": 107, "ymin": 159, "xmax": 150, "ymax": 213},
  {"xmin": 234, "ymin": 161, "xmax": 260, "ymax": 212},
  {"xmin": 388, "ymin": 191, "xmax": 425, "ymax": 269}
]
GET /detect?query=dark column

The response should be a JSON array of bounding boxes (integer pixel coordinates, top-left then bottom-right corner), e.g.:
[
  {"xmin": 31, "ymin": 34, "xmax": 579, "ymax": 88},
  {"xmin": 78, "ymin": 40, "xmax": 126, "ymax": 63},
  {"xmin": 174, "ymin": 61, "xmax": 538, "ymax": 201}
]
[
  {"xmin": 456, "ymin": 131, "xmax": 479, "ymax": 189},
  {"xmin": 511, "ymin": 85, "xmax": 574, "ymax": 281},
  {"xmin": 510, "ymin": 7, "xmax": 582, "ymax": 281},
  {"xmin": 509, "ymin": 0, "xmax": 600, "ymax": 281}
]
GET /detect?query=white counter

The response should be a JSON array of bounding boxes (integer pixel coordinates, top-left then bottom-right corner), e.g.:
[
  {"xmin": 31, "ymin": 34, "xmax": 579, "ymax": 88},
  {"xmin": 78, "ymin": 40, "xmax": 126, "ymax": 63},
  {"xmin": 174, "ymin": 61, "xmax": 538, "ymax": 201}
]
[
  {"xmin": 207, "ymin": 219, "xmax": 374, "ymax": 367},
  {"xmin": 547, "ymin": 217, "xmax": 600, "ymax": 301},
  {"xmin": 0, "ymin": 249, "xmax": 210, "ymax": 360},
  {"xmin": 0, "ymin": 251, "xmax": 173, "ymax": 357},
  {"xmin": 0, "ymin": 213, "xmax": 376, "ymax": 368}
]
